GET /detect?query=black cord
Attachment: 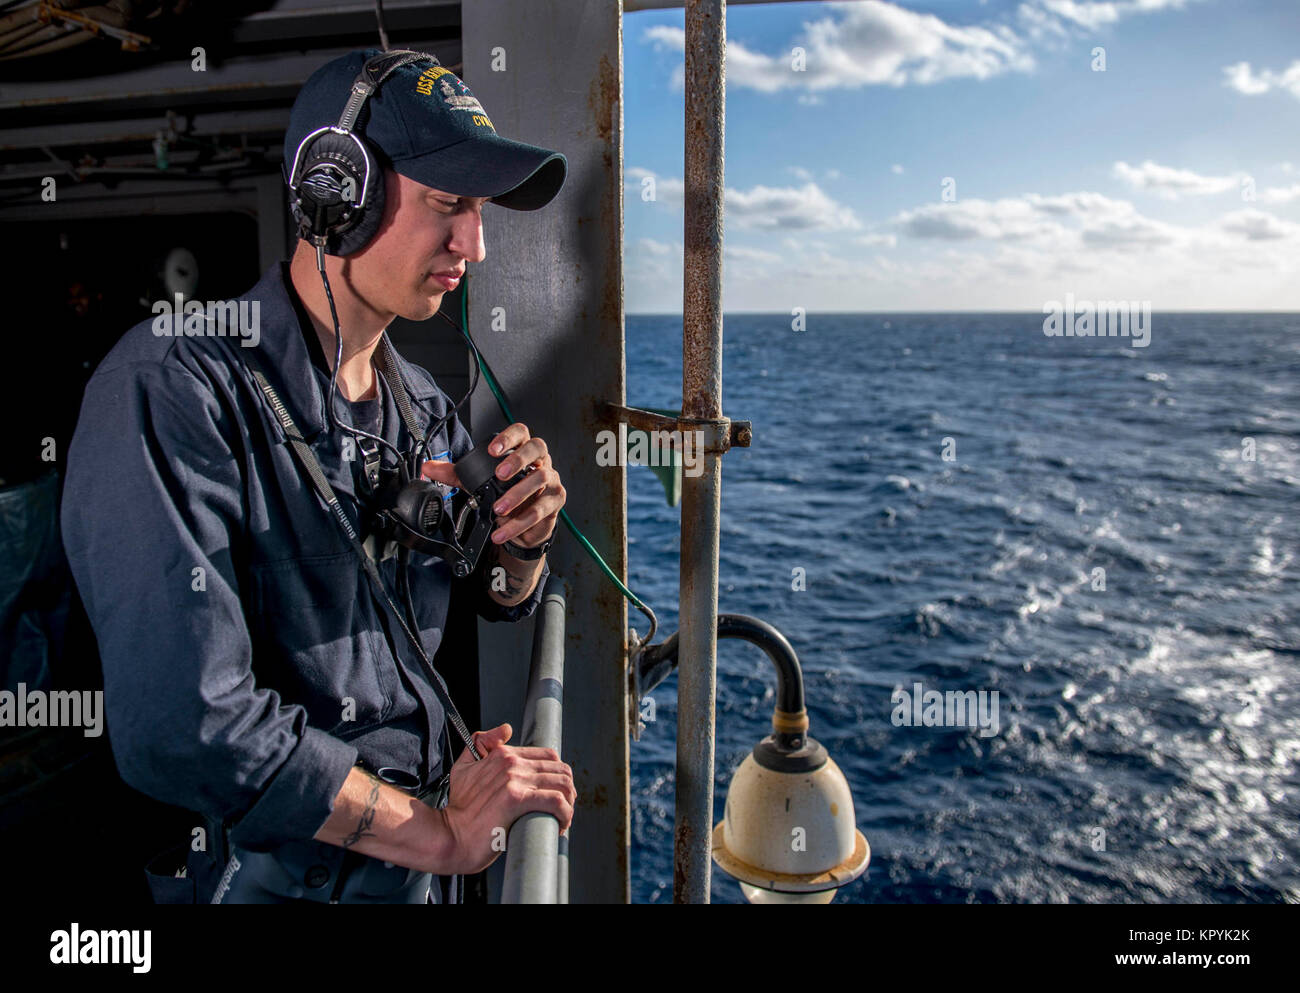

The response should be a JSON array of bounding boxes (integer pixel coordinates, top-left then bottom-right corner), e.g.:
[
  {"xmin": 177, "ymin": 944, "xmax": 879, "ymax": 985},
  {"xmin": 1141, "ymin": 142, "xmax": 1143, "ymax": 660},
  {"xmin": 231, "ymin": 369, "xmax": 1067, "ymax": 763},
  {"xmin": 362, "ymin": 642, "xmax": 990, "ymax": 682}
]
[
  {"xmin": 412, "ymin": 307, "xmax": 482, "ymax": 472},
  {"xmin": 316, "ymin": 243, "xmax": 405, "ymax": 465},
  {"xmin": 373, "ymin": 0, "xmax": 391, "ymax": 51},
  {"xmin": 315, "ymin": 247, "xmax": 485, "ymax": 491}
]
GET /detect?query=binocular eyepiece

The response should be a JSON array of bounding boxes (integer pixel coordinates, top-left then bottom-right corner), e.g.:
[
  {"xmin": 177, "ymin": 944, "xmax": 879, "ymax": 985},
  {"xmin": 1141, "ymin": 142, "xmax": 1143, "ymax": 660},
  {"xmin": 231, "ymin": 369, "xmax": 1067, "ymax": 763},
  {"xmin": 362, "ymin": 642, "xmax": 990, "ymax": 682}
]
[{"xmin": 369, "ymin": 444, "xmax": 528, "ymax": 577}]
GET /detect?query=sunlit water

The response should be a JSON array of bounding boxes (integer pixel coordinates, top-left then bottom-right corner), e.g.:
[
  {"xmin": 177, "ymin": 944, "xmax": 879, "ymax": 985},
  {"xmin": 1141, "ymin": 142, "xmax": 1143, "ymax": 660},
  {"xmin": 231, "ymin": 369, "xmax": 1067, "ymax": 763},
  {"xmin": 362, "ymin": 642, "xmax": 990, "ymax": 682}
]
[{"xmin": 625, "ymin": 313, "xmax": 1300, "ymax": 904}]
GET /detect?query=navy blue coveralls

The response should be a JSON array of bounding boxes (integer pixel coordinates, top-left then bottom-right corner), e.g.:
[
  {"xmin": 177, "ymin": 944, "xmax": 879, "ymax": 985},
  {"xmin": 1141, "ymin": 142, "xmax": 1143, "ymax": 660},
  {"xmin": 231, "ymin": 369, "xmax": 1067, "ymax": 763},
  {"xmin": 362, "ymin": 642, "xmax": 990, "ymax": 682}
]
[{"xmin": 60, "ymin": 261, "xmax": 547, "ymax": 903}]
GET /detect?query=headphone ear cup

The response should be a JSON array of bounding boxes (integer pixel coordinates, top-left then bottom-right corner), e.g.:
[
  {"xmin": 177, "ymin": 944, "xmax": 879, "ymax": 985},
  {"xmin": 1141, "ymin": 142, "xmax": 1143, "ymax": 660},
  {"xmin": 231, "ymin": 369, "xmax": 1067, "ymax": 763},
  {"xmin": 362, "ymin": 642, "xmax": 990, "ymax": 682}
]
[
  {"xmin": 331, "ymin": 144, "xmax": 386, "ymax": 257},
  {"xmin": 289, "ymin": 130, "xmax": 385, "ymax": 256}
]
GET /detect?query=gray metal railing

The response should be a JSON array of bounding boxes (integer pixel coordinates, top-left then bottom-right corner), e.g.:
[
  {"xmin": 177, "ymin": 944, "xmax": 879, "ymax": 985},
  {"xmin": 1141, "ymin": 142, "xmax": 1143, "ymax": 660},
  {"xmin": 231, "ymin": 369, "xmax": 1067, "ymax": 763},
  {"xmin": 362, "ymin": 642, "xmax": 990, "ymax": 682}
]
[{"xmin": 500, "ymin": 572, "xmax": 568, "ymax": 904}]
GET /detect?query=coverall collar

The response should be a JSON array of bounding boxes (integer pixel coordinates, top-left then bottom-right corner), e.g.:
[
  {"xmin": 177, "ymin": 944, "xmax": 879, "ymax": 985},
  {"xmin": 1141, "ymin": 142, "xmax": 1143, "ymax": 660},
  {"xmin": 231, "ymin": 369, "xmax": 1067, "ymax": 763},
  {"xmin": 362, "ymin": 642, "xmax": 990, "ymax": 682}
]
[{"xmin": 247, "ymin": 260, "xmax": 443, "ymax": 442}]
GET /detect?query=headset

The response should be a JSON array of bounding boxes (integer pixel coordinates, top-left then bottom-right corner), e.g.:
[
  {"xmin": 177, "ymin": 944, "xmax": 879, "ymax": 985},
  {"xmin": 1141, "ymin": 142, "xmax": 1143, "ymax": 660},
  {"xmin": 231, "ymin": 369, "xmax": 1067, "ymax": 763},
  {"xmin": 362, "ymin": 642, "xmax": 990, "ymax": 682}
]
[
  {"xmin": 287, "ymin": 48, "xmax": 436, "ymax": 258},
  {"xmin": 284, "ymin": 48, "xmax": 476, "ymax": 477}
]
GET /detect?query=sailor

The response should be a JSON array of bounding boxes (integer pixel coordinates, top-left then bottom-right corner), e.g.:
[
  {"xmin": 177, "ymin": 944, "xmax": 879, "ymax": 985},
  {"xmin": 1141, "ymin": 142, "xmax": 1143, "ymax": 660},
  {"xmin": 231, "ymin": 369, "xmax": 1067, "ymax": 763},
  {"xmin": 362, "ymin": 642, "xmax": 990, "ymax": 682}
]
[{"xmin": 60, "ymin": 49, "xmax": 576, "ymax": 904}]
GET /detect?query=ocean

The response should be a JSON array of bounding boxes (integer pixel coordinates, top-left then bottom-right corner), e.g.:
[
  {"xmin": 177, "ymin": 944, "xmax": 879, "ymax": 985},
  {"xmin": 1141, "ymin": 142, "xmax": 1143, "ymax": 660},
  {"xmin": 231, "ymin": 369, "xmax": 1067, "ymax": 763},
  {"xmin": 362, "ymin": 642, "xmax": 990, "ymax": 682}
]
[{"xmin": 624, "ymin": 312, "xmax": 1300, "ymax": 904}]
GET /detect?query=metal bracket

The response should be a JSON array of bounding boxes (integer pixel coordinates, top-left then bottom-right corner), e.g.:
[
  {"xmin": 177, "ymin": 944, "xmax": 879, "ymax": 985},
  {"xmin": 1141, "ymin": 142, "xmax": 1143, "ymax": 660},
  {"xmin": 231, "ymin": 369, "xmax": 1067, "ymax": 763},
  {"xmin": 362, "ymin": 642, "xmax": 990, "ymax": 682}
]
[
  {"xmin": 600, "ymin": 402, "xmax": 751, "ymax": 453},
  {"xmin": 608, "ymin": 400, "xmax": 752, "ymax": 741}
]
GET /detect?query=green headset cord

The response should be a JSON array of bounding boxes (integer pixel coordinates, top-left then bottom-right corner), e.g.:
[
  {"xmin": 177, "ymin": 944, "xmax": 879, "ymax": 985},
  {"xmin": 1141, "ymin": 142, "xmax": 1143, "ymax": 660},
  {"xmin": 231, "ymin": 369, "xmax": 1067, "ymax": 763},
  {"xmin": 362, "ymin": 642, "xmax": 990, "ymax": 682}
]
[{"xmin": 435, "ymin": 288, "xmax": 659, "ymax": 650}]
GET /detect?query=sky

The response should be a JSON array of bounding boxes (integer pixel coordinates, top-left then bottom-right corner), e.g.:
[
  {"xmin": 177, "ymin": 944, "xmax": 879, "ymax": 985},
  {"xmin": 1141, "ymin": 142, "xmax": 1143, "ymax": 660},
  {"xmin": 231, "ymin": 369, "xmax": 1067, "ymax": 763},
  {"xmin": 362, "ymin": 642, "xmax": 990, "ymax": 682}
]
[{"xmin": 622, "ymin": 0, "xmax": 1300, "ymax": 313}]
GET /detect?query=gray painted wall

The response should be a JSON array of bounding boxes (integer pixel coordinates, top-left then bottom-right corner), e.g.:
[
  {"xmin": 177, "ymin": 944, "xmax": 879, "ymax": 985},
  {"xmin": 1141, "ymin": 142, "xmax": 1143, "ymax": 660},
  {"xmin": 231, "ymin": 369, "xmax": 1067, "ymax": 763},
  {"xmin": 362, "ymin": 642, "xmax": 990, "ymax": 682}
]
[{"xmin": 463, "ymin": 0, "xmax": 630, "ymax": 903}]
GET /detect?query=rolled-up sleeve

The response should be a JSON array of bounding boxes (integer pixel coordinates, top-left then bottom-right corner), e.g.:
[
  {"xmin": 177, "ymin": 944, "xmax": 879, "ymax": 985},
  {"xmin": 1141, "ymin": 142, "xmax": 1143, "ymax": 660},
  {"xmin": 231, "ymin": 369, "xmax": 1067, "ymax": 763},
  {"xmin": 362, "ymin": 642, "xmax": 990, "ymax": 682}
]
[
  {"xmin": 473, "ymin": 556, "xmax": 549, "ymax": 623},
  {"xmin": 60, "ymin": 357, "xmax": 358, "ymax": 852}
]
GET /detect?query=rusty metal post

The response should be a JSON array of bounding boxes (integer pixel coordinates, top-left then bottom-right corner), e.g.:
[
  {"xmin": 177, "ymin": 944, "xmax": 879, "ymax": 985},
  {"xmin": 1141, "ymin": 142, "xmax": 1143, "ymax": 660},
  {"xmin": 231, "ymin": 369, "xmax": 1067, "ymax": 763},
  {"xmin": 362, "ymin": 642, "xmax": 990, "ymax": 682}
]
[{"xmin": 674, "ymin": 0, "xmax": 726, "ymax": 905}]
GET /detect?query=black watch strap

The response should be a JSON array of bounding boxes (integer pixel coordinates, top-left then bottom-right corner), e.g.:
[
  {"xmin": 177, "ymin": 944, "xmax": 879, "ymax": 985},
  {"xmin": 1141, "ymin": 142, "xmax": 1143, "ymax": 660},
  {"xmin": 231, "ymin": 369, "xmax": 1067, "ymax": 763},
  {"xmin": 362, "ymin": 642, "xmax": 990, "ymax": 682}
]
[{"xmin": 501, "ymin": 534, "xmax": 553, "ymax": 560}]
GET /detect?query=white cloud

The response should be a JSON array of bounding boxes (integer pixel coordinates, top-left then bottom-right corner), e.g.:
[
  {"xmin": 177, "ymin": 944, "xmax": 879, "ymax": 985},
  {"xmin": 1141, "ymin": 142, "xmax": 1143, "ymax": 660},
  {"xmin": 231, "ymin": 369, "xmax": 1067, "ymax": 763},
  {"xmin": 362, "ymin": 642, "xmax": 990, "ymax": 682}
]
[
  {"xmin": 891, "ymin": 164, "xmax": 905, "ymax": 175},
  {"xmin": 626, "ymin": 168, "xmax": 861, "ymax": 231},
  {"xmin": 783, "ymin": 236, "xmax": 832, "ymax": 255},
  {"xmin": 640, "ymin": 0, "xmax": 1208, "ymax": 105},
  {"xmin": 641, "ymin": 3, "xmax": 1033, "ymax": 94},
  {"xmin": 806, "ymin": 2, "xmax": 1034, "ymax": 87},
  {"xmin": 864, "ymin": 194, "xmax": 1299, "ymax": 308},
  {"xmin": 625, "ymin": 166, "xmax": 685, "ymax": 208},
  {"xmin": 1222, "ymin": 60, "xmax": 1300, "ymax": 100},
  {"xmin": 889, "ymin": 189, "xmax": 1297, "ymax": 257},
  {"xmin": 629, "ymin": 190, "xmax": 1300, "ymax": 310},
  {"xmin": 894, "ymin": 196, "xmax": 1071, "ymax": 241},
  {"xmin": 641, "ymin": 0, "xmax": 1207, "ymax": 99},
  {"xmin": 1036, "ymin": 0, "xmax": 1121, "ymax": 30},
  {"xmin": 1112, "ymin": 160, "xmax": 1242, "ymax": 198},
  {"xmin": 624, "ymin": 237, "xmax": 683, "ymax": 293},
  {"xmin": 1016, "ymin": 2, "xmax": 1070, "ymax": 40},
  {"xmin": 1020, "ymin": 0, "xmax": 1200, "ymax": 35},
  {"xmin": 641, "ymin": 24, "xmax": 683, "ymax": 54},
  {"xmin": 729, "ymin": 182, "xmax": 862, "ymax": 230},
  {"xmin": 634, "ymin": 237, "xmax": 674, "ymax": 257},
  {"xmin": 787, "ymin": 166, "xmax": 814, "ymax": 181},
  {"xmin": 1258, "ymin": 184, "xmax": 1300, "ymax": 205},
  {"xmin": 1024, "ymin": 190, "xmax": 1131, "ymax": 215},
  {"xmin": 725, "ymin": 244, "xmax": 784, "ymax": 266},
  {"xmin": 855, "ymin": 233, "xmax": 898, "ymax": 248},
  {"xmin": 1079, "ymin": 210, "xmax": 1179, "ymax": 247},
  {"xmin": 1219, "ymin": 209, "xmax": 1300, "ymax": 241},
  {"xmin": 825, "ymin": 168, "xmax": 842, "ymax": 181}
]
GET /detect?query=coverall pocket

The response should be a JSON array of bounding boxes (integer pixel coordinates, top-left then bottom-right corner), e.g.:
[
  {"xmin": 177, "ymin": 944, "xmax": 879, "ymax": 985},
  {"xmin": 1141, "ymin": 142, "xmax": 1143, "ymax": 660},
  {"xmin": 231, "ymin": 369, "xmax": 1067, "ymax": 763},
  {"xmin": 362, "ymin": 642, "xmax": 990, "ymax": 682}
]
[
  {"xmin": 143, "ymin": 842, "xmax": 196, "ymax": 904},
  {"xmin": 248, "ymin": 551, "xmax": 396, "ymax": 734}
]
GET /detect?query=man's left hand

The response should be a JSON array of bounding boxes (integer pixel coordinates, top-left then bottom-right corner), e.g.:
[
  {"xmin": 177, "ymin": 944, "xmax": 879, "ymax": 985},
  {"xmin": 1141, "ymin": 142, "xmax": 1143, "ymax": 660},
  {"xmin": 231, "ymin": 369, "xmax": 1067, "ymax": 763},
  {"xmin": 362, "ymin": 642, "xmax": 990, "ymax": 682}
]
[{"xmin": 421, "ymin": 422, "xmax": 565, "ymax": 551}]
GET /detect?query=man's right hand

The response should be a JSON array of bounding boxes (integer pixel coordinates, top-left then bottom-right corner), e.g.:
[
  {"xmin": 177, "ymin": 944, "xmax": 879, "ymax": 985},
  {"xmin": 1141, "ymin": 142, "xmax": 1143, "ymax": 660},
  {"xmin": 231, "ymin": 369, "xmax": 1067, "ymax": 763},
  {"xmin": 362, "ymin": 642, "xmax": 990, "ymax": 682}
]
[{"xmin": 436, "ymin": 723, "xmax": 576, "ymax": 876}]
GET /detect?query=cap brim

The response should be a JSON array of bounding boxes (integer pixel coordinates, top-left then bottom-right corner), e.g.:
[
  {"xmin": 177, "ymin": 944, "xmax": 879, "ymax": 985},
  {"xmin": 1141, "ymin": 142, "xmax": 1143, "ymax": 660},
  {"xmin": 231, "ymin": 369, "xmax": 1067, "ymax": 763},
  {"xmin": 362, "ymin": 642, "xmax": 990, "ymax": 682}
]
[{"xmin": 392, "ymin": 133, "xmax": 567, "ymax": 211}]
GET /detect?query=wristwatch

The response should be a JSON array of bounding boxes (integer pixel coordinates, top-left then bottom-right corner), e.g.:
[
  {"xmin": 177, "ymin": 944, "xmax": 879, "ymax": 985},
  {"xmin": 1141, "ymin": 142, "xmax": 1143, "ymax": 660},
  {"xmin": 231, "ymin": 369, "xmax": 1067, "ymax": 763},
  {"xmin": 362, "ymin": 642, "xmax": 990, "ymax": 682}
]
[{"xmin": 501, "ymin": 533, "xmax": 553, "ymax": 560}]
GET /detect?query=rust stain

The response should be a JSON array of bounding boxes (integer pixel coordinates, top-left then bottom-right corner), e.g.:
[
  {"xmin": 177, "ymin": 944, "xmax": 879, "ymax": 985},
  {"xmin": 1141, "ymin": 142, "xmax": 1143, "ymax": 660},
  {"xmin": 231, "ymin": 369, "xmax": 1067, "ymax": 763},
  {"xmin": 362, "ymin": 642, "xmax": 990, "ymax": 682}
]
[
  {"xmin": 673, "ymin": 820, "xmax": 701, "ymax": 902},
  {"xmin": 564, "ymin": 36, "xmax": 630, "ymax": 900},
  {"xmin": 587, "ymin": 54, "xmax": 618, "ymax": 143}
]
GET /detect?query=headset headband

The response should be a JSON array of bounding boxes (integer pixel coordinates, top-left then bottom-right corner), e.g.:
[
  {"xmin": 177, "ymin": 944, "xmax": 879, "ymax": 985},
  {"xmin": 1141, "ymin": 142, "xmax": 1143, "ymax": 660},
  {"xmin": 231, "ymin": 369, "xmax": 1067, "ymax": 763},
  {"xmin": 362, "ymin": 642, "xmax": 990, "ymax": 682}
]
[{"xmin": 338, "ymin": 50, "xmax": 435, "ymax": 134}]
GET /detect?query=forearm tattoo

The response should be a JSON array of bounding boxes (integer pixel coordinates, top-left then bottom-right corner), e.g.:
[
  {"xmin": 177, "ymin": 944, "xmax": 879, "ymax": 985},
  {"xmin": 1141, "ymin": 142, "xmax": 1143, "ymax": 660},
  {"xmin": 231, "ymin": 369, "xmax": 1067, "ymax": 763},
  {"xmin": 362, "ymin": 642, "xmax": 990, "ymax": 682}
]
[
  {"xmin": 341, "ymin": 780, "xmax": 381, "ymax": 849},
  {"xmin": 486, "ymin": 544, "xmax": 532, "ymax": 601}
]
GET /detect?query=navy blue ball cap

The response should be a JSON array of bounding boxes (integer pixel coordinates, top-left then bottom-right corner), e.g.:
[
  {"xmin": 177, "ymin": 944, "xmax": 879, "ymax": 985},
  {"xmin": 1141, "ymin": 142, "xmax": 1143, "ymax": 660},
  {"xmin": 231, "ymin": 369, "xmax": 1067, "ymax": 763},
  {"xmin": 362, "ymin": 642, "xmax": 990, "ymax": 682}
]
[{"xmin": 284, "ymin": 48, "xmax": 567, "ymax": 211}]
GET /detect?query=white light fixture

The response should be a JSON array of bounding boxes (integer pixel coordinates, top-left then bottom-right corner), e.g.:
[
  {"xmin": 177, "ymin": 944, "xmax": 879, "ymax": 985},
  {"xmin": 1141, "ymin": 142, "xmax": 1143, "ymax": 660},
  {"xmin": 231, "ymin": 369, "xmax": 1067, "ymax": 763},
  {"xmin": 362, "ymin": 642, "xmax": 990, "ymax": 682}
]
[{"xmin": 712, "ymin": 708, "xmax": 869, "ymax": 904}]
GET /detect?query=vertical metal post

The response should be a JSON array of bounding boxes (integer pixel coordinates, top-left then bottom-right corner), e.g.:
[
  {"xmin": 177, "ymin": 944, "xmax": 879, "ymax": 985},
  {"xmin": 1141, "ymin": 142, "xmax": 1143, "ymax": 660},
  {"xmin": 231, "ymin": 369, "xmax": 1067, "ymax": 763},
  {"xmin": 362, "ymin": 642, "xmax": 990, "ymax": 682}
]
[{"xmin": 674, "ymin": 0, "xmax": 726, "ymax": 905}]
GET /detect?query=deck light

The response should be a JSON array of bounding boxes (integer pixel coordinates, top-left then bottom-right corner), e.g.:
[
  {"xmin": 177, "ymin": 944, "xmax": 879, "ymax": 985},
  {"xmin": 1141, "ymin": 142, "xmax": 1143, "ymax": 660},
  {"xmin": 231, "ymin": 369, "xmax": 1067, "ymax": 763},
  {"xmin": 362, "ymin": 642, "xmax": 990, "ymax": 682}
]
[{"xmin": 711, "ymin": 709, "xmax": 869, "ymax": 904}]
